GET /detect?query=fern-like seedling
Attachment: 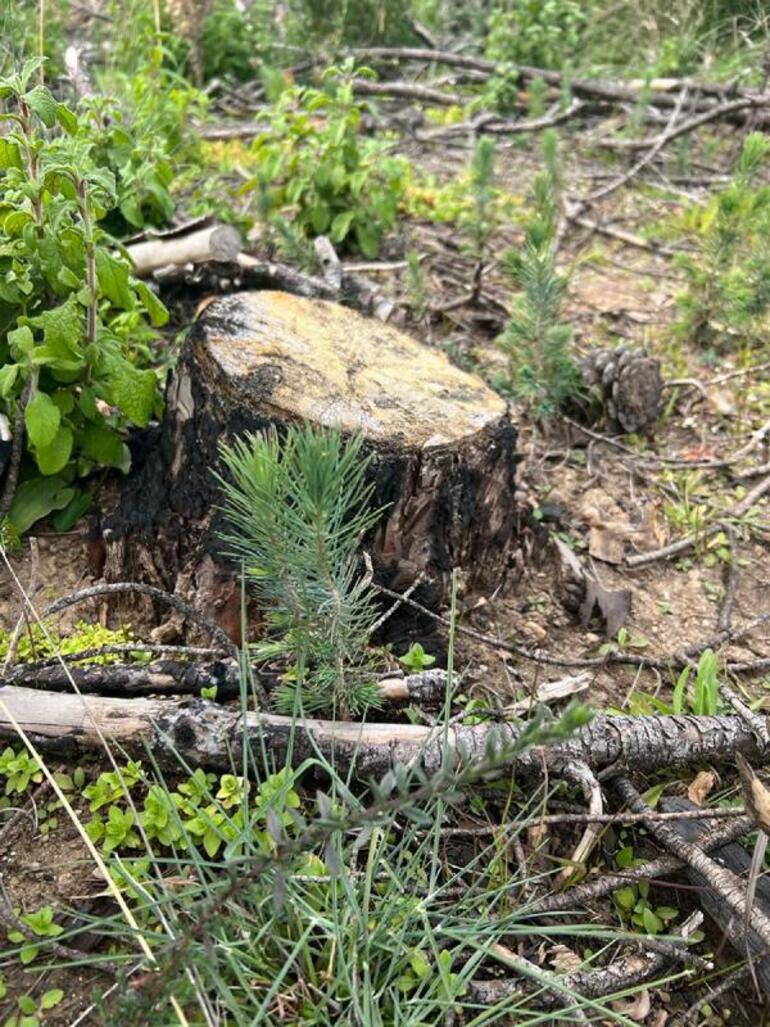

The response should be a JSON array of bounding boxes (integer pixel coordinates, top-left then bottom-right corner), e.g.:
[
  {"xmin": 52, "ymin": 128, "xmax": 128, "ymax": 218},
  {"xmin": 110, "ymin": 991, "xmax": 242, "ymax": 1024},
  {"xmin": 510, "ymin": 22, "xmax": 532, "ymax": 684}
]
[{"xmin": 217, "ymin": 424, "xmax": 383, "ymax": 716}]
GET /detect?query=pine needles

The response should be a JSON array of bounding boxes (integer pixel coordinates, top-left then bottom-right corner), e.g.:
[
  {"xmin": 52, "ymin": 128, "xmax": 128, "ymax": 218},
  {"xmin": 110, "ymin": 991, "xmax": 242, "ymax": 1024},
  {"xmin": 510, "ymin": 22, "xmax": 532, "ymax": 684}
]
[
  {"xmin": 497, "ymin": 131, "xmax": 582, "ymax": 416},
  {"xmin": 217, "ymin": 424, "xmax": 383, "ymax": 715},
  {"xmin": 676, "ymin": 131, "xmax": 770, "ymax": 351}
]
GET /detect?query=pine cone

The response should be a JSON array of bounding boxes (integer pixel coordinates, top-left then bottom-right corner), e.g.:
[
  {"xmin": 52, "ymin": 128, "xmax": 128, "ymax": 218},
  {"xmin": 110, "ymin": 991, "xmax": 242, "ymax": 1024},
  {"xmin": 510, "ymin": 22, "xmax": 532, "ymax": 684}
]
[{"xmin": 578, "ymin": 346, "xmax": 662, "ymax": 434}]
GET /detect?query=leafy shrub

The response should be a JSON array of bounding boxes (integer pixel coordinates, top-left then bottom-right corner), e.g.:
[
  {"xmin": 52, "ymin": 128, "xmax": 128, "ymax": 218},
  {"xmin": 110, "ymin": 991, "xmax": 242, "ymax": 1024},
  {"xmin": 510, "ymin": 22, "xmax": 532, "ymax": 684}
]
[
  {"xmin": 0, "ymin": 619, "xmax": 143, "ymax": 665},
  {"xmin": 245, "ymin": 63, "xmax": 409, "ymax": 257},
  {"xmin": 485, "ymin": 0, "xmax": 590, "ymax": 69},
  {"xmin": 497, "ymin": 132, "xmax": 581, "ymax": 415},
  {"xmin": 675, "ymin": 131, "xmax": 770, "ymax": 351},
  {"xmin": 217, "ymin": 424, "xmax": 383, "ymax": 714},
  {"xmin": 0, "ymin": 60, "xmax": 169, "ymax": 532}
]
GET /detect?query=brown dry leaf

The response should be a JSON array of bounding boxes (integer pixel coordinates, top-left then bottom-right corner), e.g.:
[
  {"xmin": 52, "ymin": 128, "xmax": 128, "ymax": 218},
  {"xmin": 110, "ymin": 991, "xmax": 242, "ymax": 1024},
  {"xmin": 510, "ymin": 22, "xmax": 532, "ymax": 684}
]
[
  {"xmin": 588, "ymin": 524, "xmax": 627, "ymax": 564},
  {"xmin": 648, "ymin": 1008, "xmax": 668, "ymax": 1027},
  {"xmin": 687, "ymin": 770, "xmax": 717, "ymax": 806},
  {"xmin": 708, "ymin": 388, "xmax": 737, "ymax": 417},
  {"xmin": 611, "ymin": 989, "xmax": 651, "ymax": 1021},
  {"xmin": 579, "ymin": 580, "xmax": 632, "ymax": 637},
  {"xmin": 547, "ymin": 944, "xmax": 583, "ymax": 974}
]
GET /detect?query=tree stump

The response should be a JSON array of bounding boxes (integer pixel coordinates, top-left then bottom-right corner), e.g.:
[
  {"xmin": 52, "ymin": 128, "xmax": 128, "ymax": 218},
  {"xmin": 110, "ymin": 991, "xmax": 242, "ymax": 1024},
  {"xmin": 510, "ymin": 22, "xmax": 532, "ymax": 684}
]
[{"xmin": 103, "ymin": 291, "xmax": 519, "ymax": 641}]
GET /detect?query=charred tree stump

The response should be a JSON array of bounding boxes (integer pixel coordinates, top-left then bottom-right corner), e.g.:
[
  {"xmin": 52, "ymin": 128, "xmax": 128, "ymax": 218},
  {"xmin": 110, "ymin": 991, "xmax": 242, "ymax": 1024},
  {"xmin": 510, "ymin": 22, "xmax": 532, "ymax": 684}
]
[{"xmin": 102, "ymin": 291, "xmax": 519, "ymax": 640}]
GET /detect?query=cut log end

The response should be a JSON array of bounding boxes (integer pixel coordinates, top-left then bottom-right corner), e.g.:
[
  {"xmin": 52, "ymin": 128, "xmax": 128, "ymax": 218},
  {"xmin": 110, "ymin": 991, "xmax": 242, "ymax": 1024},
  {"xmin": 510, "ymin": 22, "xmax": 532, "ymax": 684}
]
[{"xmin": 198, "ymin": 291, "xmax": 507, "ymax": 449}]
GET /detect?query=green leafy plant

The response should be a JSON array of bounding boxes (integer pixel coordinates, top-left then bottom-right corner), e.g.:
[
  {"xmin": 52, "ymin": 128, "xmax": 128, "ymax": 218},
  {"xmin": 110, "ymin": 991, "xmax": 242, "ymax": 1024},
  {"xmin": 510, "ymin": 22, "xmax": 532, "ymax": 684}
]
[
  {"xmin": 672, "ymin": 648, "xmax": 721, "ymax": 716},
  {"xmin": 244, "ymin": 62, "xmax": 409, "ymax": 257},
  {"xmin": 496, "ymin": 131, "xmax": 582, "ymax": 416},
  {"xmin": 0, "ymin": 619, "xmax": 145, "ymax": 665},
  {"xmin": 218, "ymin": 424, "xmax": 384, "ymax": 714},
  {"xmin": 3, "ymin": 987, "xmax": 63, "ymax": 1027},
  {"xmin": 613, "ymin": 845, "xmax": 680, "ymax": 936},
  {"xmin": 485, "ymin": 0, "xmax": 589, "ymax": 69},
  {"xmin": 0, "ymin": 59, "xmax": 169, "ymax": 532},
  {"xmin": 6, "ymin": 906, "xmax": 63, "ymax": 965},
  {"xmin": 0, "ymin": 747, "xmax": 42, "ymax": 795},
  {"xmin": 398, "ymin": 642, "xmax": 436, "ymax": 672},
  {"xmin": 675, "ymin": 131, "xmax": 770, "ymax": 351}
]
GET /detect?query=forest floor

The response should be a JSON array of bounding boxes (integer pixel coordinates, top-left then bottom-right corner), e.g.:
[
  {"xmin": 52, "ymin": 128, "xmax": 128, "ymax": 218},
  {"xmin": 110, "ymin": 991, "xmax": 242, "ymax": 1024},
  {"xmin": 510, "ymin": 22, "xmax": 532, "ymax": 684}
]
[{"xmin": 3, "ymin": 67, "xmax": 770, "ymax": 1027}]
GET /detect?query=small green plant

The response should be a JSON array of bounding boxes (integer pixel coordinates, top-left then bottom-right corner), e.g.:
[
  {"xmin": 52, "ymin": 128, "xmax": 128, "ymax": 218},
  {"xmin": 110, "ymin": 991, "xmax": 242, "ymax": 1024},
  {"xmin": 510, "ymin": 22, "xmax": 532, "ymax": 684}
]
[
  {"xmin": 675, "ymin": 131, "xmax": 770, "ymax": 351},
  {"xmin": 0, "ymin": 747, "xmax": 42, "ymax": 795},
  {"xmin": 598, "ymin": 627, "xmax": 651, "ymax": 657},
  {"xmin": 398, "ymin": 642, "xmax": 436, "ymax": 672},
  {"xmin": 3, "ymin": 987, "xmax": 63, "ymax": 1027},
  {"xmin": 0, "ymin": 59, "xmax": 169, "ymax": 532},
  {"xmin": 613, "ymin": 845, "xmax": 680, "ymax": 936},
  {"xmin": 0, "ymin": 619, "xmax": 144, "ymax": 665},
  {"xmin": 460, "ymin": 136, "xmax": 497, "ymax": 303},
  {"xmin": 405, "ymin": 248, "xmax": 427, "ymax": 320},
  {"xmin": 672, "ymin": 648, "xmax": 721, "ymax": 716},
  {"xmin": 6, "ymin": 906, "xmax": 63, "ymax": 965},
  {"xmin": 496, "ymin": 131, "xmax": 581, "ymax": 416},
  {"xmin": 244, "ymin": 62, "xmax": 409, "ymax": 257},
  {"xmin": 218, "ymin": 424, "xmax": 384, "ymax": 714}
]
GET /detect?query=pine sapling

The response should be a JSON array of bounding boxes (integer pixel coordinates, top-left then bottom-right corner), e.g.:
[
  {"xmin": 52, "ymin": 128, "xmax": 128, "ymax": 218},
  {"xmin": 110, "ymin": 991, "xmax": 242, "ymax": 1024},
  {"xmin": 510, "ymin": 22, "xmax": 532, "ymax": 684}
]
[
  {"xmin": 497, "ymin": 131, "xmax": 581, "ymax": 416},
  {"xmin": 217, "ymin": 424, "xmax": 383, "ymax": 716}
]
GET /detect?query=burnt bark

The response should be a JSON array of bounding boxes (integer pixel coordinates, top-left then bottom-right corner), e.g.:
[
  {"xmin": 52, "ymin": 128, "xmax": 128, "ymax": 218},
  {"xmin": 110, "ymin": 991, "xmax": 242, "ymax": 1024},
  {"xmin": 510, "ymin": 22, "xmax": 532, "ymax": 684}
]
[{"xmin": 101, "ymin": 291, "xmax": 520, "ymax": 640}]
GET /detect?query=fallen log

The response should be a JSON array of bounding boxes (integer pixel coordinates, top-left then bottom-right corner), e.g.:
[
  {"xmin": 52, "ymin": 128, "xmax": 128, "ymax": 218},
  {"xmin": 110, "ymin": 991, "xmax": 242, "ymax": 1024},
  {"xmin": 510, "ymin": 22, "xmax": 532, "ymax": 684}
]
[
  {"xmin": 0, "ymin": 686, "xmax": 767, "ymax": 779},
  {"xmin": 101, "ymin": 291, "xmax": 520, "ymax": 640}
]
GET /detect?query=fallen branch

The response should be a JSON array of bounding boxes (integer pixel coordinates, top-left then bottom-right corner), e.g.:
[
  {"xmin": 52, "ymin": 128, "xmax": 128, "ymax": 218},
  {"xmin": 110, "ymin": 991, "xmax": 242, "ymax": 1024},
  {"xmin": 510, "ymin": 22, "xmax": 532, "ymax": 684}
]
[
  {"xmin": 126, "ymin": 223, "xmax": 243, "ymax": 277},
  {"xmin": 470, "ymin": 911, "xmax": 703, "ymax": 1007},
  {"xmin": 2, "ymin": 685, "xmax": 769, "ymax": 779}
]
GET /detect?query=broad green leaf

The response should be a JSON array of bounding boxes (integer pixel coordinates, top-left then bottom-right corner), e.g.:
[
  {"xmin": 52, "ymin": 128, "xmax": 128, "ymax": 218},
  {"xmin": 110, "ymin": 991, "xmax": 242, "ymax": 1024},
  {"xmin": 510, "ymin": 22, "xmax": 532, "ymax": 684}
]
[
  {"xmin": 35, "ymin": 425, "xmax": 73, "ymax": 475},
  {"xmin": 95, "ymin": 249, "xmax": 134, "ymax": 310},
  {"xmin": 355, "ymin": 222, "xmax": 380, "ymax": 258},
  {"xmin": 310, "ymin": 203, "xmax": 330, "ymax": 232},
  {"xmin": 330, "ymin": 209, "xmax": 354, "ymax": 243},
  {"xmin": 56, "ymin": 103, "xmax": 78, "ymax": 134},
  {"xmin": 25, "ymin": 297, "xmax": 82, "ymax": 360},
  {"xmin": 52, "ymin": 489, "xmax": 92, "ymax": 532},
  {"xmin": 8, "ymin": 325, "xmax": 33, "ymax": 359},
  {"xmin": 642, "ymin": 907, "xmax": 662, "ymax": 934},
  {"xmin": 57, "ymin": 265, "xmax": 81, "ymax": 290},
  {"xmin": 0, "ymin": 138, "xmax": 22, "ymax": 170},
  {"xmin": 109, "ymin": 364, "xmax": 156, "ymax": 426},
  {"xmin": 134, "ymin": 280, "xmax": 169, "ymax": 326},
  {"xmin": 119, "ymin": 196, "xmax": 143, "ymax": 228},
  {"xmin": 7, "ymin": 477, "xmax": 75, "ymax": 533},
  {"xmin": 3, "ymin": 210, "xmax": 33, "ymax": 236},
  {"xmin": 24, "ymin": 84, "xmax": 57, "ymax": 127},
  {"xmin": 614, "ymin": 887, "xmax": 636, "ymax": 910},
  {"xmin": 41, "ymin": 988, "xmax": 64, "ymax": 1009},
  {"xmin": 0, "ymin": 363, "xmax": 20, "ymax": 398},
  {"xmin": 80, "ymin": 423, "xmax": 129, "ymax": 469},
  {"xmin": 25, "ymin": 390, "xmax": 60, "ymax": 448}
]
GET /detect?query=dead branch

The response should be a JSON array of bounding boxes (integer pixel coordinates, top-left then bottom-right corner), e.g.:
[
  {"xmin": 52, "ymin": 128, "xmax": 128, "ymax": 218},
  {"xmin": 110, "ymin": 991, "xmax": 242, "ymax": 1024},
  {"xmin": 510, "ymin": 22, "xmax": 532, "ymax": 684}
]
[
  {"xmin": 615, "ymin": 778, "xmax": 770, "ymax": 979},
  {"xmin": 2, "ymin": 685, "xmax": 770, "ymax": 780},
  {"xmin": 351, "ymin": 77, "xmax": 462, "ymax": 107},
  {"xmin": 528, "ymin": 811, "xmax": 754, "ymax": 916},
  {"xmin": 470, "ymin": 911, "xmax": 703, "ymax": 1007},
  {"xmin": 126, "ymin": 224, "xmax": 242, "ymax": 277}
]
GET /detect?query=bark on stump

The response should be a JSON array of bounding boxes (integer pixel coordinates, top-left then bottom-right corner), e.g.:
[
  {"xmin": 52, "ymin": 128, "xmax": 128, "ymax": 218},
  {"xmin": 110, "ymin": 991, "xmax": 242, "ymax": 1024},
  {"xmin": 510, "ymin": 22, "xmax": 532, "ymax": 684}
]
[{"xmin": 103, "ymin": 290, "xmax": 519, "ymax": 640}]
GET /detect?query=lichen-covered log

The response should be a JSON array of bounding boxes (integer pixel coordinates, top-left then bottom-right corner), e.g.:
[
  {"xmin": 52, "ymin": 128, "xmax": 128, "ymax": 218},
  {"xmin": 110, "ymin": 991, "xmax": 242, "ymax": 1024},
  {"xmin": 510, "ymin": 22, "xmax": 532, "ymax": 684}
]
[
  {"xmin": 1, "ymin": 685, "xmax": 767, "ymax": 780},
  {"xmin": 102, "ymin": 291, "xmax": 519, "ymax": 639}
]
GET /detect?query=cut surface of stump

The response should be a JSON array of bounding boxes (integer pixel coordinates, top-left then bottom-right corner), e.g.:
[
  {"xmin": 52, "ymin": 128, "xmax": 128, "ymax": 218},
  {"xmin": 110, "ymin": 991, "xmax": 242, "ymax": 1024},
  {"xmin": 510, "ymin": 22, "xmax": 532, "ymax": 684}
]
[{"xmin": 104, "ymin": 291, "xmax": 519, "ymax": 640}]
